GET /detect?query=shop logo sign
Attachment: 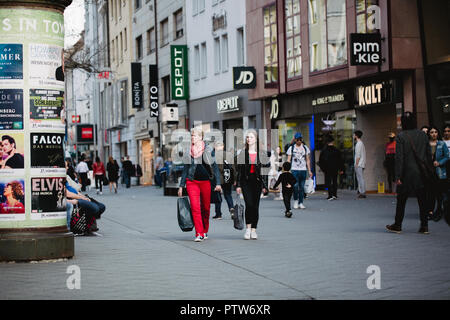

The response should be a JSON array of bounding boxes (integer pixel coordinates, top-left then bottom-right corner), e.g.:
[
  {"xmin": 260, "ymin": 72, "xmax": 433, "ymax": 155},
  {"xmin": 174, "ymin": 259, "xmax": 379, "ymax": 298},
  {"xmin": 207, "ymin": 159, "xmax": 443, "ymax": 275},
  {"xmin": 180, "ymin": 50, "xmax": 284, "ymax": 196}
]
[
  {"xmin": 217, "ymin": 96, "xmax": 239, "ymax": 113},
  {"xmin": 233, "ymin": 67, "xmax": 256, "ymax": 89},
  {"xmin": 357, "ymin": 83, "xmax": 383, "ymax": 106},
  {"xmin": 171, "ymin": 45, "xmax": 189, "ymax": 100},
  {"xmin": 131, "ymin": 62, "xmax": 142, "ymax": 108},
  {"xmin": 350, "ymin": 33, "xmax": 382, "ymax": 65},
  {"xmin": 270, "ymin": 99, "xmax": 279, "ymax": 119},
  {"xmin": 149, "ymin": 64, "xmax": 159, "ymax": 118}
]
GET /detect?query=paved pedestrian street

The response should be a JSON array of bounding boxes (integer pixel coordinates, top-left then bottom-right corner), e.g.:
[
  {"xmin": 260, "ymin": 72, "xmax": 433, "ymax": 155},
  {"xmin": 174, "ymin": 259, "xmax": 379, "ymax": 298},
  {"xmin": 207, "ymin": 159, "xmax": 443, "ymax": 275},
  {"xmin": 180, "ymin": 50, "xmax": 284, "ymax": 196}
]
[{"xmin": 1, "ymin": 186, "xmax": 449, "ymax": 300}]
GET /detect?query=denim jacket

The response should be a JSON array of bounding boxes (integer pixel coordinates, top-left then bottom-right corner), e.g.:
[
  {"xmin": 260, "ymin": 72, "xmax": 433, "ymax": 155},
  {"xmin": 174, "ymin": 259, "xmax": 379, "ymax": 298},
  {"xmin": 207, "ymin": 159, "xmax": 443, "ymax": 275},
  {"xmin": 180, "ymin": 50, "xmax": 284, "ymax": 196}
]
[
  {"xmin": 179, "ymin": 146, "xmax": 221, "ymax": 188},
  {"xmin": 434, "ymin": 140, "xmax": 449, "ymax": 179}
]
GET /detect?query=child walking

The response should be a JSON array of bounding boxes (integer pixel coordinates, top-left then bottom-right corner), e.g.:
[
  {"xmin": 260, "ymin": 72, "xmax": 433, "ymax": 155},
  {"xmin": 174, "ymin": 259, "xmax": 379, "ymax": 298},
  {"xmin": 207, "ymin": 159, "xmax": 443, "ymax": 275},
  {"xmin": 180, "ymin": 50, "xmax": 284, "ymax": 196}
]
[{"xmin": 273, "ymin": 162, "xmax": 297, "ymax": 218}]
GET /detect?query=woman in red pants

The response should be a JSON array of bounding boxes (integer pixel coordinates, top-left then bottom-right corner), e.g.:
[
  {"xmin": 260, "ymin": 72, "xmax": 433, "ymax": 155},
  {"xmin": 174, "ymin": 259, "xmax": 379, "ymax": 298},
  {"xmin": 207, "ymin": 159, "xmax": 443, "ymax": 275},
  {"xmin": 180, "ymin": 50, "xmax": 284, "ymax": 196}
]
[{"xmin": 178, "ymin": 127, "xmax": 222, "ymax": 242}]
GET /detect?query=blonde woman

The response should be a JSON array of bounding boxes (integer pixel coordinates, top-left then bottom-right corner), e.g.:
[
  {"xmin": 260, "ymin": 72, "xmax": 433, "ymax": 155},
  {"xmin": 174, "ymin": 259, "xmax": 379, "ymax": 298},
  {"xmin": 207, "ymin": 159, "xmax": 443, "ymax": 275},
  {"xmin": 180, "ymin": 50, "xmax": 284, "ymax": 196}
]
[{"xmin": 178, "ymin": 127, "xmax": 222, "ymax": 242}]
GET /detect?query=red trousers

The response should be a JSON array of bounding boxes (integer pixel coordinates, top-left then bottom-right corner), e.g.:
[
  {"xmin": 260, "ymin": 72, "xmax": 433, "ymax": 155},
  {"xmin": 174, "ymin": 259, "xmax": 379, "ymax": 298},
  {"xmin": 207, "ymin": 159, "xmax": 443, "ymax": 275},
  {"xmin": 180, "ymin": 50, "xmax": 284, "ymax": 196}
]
[{"xmin": 186, "ymin": 179, "xmax": 211, "ymax": 237}]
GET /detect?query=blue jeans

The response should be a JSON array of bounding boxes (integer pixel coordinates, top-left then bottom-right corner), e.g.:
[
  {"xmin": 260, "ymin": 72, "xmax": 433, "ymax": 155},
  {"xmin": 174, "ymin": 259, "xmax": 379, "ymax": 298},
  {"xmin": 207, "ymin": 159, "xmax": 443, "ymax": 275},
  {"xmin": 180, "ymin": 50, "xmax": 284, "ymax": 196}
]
[
  {"xmin": 223, "ymin": 184, "xmax": 234, "ymax": 210},
  {"xmin": 123, "ymin": 172, "xmax": 130, "ymax": 188},
  {"xmin": 292, "ymin": 170, "xmax": 307, "ymax": 204},
  {"xmin": 78, "ymin": 199, "xmax": 106, "ymax": 219},
  {"xmin": 66, "ymin": 202, "xmax": 73, "ymax": 229}
]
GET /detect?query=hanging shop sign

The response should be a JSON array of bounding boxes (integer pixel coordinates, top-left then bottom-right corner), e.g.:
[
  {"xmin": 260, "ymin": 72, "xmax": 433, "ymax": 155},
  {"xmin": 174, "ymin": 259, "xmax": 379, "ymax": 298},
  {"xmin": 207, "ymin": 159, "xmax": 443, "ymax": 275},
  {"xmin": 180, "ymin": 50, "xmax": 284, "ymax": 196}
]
[
  {"xmin": 233, "ymin": 66, "xmax": 256, "ymax": 89},
  {"xmin": 76, "ymin": 124, "xmax": 95, "ymax": 144},
  {"xmin": 217, "ymin": 96, "xmax": 239, "ymax": 114},
  {"xmin": 350, "ymin": 33, "xmax": 382, "ymax": 66},
  {"xmin": 149, "ymin": 64, "xmax": 159, "ymax": 118},
  {"xmin": 162, "ymin": 103, "xmax": 179, "ymax": 124},
  {"xmin": 131, "ymin": 62, "xmax": 142, "ymax": 108},
  {"xmin": 170, "ymin": 45, "xmax": 189, "ymax": 100}
]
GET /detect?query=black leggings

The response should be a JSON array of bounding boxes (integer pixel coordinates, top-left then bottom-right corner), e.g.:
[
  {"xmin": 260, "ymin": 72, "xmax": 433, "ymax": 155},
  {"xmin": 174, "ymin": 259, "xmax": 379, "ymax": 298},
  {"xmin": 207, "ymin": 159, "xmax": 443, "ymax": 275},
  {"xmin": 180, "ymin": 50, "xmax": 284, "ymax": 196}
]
[
  {"xmin": 95, "ymin": 174, "xmax": 104, "ymax": 192},
  {"xmin": 283, "ymin": 189, "xmax": 293, "ymax": 211},
  {"xmin": 241, "ymin": 175, "xmax": 262, "ymax": 229}
]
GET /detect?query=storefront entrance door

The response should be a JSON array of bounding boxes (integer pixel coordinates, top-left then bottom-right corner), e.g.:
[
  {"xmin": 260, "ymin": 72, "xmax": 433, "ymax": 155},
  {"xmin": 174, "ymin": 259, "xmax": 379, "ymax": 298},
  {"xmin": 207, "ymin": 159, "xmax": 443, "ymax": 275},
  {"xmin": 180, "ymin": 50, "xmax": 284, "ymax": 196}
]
[{"xmin": 334, "ymin": 110, "xmax": 356, "ymax": 190}]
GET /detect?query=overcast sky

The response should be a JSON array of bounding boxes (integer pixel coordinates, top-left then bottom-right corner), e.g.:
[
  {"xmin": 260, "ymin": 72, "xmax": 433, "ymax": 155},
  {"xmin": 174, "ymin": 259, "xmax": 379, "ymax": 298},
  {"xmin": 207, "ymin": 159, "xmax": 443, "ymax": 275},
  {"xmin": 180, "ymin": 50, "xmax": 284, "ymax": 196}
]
[{"xmin": 64, "ymin": 0, "xmax": 85, "ymax": 49}]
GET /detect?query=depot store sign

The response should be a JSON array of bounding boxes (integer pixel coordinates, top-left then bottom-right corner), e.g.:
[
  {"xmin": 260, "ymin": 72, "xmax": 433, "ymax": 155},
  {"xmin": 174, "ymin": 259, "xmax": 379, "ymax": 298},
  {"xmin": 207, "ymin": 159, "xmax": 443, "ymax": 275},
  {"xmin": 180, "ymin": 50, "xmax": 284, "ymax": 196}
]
[{"xmin": 170, "ymin": 45, "xmax": 189, "ymax": 100}]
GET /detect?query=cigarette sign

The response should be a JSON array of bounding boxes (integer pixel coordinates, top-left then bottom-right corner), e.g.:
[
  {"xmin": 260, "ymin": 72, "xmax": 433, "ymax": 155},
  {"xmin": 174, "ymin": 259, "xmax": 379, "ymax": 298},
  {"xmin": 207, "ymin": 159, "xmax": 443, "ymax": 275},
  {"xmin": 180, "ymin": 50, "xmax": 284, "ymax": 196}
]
[{"xmin": 170, "ymin": 45, "xmax": 189, "ymax": 100}]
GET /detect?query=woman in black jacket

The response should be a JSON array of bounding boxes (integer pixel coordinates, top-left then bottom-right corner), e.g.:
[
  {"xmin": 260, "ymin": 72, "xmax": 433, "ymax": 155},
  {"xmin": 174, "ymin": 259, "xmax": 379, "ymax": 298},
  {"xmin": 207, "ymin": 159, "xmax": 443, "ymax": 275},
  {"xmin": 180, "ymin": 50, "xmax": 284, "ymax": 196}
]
[{"xmin": 236, "ymin": 129, "xmax": 268, "ymax": 240}]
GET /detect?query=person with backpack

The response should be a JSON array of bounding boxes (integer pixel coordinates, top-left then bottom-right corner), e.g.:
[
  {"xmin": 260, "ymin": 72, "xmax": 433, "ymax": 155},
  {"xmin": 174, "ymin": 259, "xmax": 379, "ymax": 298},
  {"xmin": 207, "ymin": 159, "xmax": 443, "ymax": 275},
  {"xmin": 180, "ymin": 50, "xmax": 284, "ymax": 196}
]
[
  {"xmin": 286, "ymin": 132, "xmax": 312, "ymax": 209},
  {"xmin": 318, "ymin": 135, "xmax": 345, "ymax": 200}
]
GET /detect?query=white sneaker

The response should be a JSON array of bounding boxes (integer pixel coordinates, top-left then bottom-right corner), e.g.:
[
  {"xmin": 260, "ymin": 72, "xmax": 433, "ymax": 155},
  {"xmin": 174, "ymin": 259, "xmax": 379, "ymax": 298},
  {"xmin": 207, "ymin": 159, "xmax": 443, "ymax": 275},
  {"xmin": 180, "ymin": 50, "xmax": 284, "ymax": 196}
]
[
  {"xmin": 244, "ymin": 228, "xmax": 251, "ymax": 240},
  {"xmin": 251, "ymin": 230, "xmax": 258, "ymax": 240},
  {"xmin": 299, "ymin": 203, "xmax": 306, "ymax": 209},
  {"xmin": 99, "ymin": 191, "xmax": 103, "ymax": 195},
  {"xmin": 194, "ymin": 235, "xmax": 204, "ymax": 242},
  {"xmin": 204, "ymin": 233, "xmax": 208, "ymax": 240},
  {"xmin": 293, "ymin": 202, "xmax": 299, "ymax": 209}
]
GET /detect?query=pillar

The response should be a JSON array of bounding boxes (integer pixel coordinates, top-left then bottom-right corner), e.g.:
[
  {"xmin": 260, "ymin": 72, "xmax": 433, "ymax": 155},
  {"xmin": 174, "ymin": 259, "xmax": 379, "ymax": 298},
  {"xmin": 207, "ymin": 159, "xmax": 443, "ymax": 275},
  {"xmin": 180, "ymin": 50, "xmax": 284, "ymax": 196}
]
[{"xmin": 0, "ymin": 0, "xmax": 74, "ymax": 261}]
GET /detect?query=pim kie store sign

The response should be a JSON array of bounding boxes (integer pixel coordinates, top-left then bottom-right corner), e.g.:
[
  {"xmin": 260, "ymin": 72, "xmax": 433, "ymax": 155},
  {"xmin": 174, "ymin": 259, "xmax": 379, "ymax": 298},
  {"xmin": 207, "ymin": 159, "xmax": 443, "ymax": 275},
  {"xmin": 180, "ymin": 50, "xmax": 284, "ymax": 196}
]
[{"xmin": 355, "ymin": 79, "xmax": 402, "ymax": 108}]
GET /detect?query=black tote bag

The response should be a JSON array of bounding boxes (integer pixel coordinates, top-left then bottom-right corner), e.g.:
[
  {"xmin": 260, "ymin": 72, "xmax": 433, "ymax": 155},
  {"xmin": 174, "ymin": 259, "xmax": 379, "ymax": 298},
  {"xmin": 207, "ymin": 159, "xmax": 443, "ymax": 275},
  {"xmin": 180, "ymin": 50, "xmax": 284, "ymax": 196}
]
[
  {"xmin": 233, "ymin": 195, "xmax": 245, "ymax": 230},
  {"xmin": 177, "ymin": 196, "xmax": 194, "ymax": 232}
]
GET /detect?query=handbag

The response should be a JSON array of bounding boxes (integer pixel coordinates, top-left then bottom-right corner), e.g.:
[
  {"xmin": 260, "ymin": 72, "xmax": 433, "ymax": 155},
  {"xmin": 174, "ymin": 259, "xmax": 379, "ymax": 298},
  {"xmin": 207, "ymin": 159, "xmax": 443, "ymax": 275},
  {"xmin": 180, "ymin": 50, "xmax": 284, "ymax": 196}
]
[
  {"xmin": 304, "ymin": 178, "xmax": 315, "ymax": 194},
  {"xmin": 70, "ymin": 204, "xmax": 96, "ymax": 235},
  {"xmin": 405, "ymin": 133, "xmax": 438, "ymax": 186},
  {"xmin": 102, "ymin": 175, "xmax": 109, "ymax": 186},
  {"xmin": 177, "ymin": 196, "xmax": 194, "ymax": 232},
  {"xmin": 233, "ymin": 195, "xmax": 245, "ymax": 230}
]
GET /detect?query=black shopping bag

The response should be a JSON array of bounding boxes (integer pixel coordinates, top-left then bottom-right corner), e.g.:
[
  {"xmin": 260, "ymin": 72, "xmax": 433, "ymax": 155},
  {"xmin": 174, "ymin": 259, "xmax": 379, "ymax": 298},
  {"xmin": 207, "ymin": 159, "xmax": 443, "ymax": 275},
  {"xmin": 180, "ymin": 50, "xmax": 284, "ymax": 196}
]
[
  {"xmin": 177, "ymin": 197, "xmax": 194, "ymax": 232},
  {"xmin": 233, "ymin": 195, "xmax": 245, "ymax": 230}
]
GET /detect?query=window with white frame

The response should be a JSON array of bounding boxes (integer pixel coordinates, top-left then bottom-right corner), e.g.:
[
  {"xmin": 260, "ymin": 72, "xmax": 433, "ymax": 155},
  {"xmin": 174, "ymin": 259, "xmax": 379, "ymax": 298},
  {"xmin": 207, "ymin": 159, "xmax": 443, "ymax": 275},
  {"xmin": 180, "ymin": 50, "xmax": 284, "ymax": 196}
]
[
  {"xmin": 194, "ymin": 45, "xmax": 200, "ymax": 79},
  {"xmin": 174, "ymin": 9, "xmax": 184, "ymax": 39},
  {"xmin": 160, "ymin": 18, "xmax": 169, "ymax": 46},
  {"xmin": 236, "ymin": 27, "xmax": 245, "ymax": 66},
  {"xmin": 221, "ymin": 34, "xmax": 228, "ymax": 72},
  {"xmin": 147, "ymin": 27, "xmax": 155, "ymax": 54},
  {"xmin": 200, "ymin": 42, "xmax": 207, "ymax": 78},
  {"xmin": 214, "ymin": 37, "xmax": 221, "ymax": 74}
]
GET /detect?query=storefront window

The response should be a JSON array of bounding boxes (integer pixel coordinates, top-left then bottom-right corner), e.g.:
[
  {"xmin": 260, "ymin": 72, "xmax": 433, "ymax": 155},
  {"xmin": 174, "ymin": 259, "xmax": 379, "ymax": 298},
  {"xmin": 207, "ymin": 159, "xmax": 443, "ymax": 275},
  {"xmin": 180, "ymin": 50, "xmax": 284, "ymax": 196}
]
[
  {"xmin": 263, "ymin": 4, "xmax": 278, "ymax": 87},
  {"xmin": 356, "ymin": 0, "xmax": 379, "ymax": 33},
  {"xmin": 308, "ymin": 0, "xmax": 347, "ymax": 72},
  {"xmin": 286, "ymin": 0, "xmax": 301, "ymax": 78}
]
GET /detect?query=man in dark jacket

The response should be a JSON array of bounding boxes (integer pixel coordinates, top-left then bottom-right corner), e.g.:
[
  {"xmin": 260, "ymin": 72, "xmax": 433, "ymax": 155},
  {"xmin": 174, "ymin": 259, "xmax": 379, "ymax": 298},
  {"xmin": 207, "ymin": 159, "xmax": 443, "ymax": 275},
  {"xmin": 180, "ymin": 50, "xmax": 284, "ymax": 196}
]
[
  {"xmin": 319, "ymin": 135, "xmax": 344, "ymax": 200},
  {"xmin": 122, "ymin": 156, "xmax": 134, "ymax": 188},
  {"xmin": 386, "ymin": 112, "xmax": 432, "ymax": 234}
]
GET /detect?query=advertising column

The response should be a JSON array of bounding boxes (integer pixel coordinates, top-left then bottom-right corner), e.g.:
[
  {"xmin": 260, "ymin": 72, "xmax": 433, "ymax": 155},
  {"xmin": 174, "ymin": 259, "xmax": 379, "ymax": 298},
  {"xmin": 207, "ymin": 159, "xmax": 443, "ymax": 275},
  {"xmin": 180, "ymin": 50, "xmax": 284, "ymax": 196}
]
[{"xmin": 0, "ymin": 1, "xmax": 74, "ymax": 261}]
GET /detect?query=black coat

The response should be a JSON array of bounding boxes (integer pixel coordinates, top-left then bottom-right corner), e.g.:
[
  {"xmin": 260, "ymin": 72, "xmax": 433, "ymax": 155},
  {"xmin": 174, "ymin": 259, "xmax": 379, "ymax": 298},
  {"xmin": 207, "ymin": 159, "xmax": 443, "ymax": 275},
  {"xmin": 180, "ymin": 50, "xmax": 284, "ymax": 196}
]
[
  {"xmin": 395, "ymin": 129, "xmax": 432, "ymax": 195},
  {"xmin": 318, "ymin": 145, "xmax": 345, "ymax": 174},
  {"xmin": 235, "ymin": 149, "xmax": 268, "ymax": 190}
]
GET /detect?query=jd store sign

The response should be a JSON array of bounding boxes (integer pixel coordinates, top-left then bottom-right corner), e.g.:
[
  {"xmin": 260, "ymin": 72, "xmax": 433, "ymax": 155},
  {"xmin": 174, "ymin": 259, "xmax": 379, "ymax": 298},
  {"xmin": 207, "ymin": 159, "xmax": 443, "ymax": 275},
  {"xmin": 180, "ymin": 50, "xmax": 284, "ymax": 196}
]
[
  {"xmin": 233, "ymin": 66, "xmax": 256, "ymax": 89},
  {"xmin": 170, "ymin": 45, "xmax": 189, "ymax": 100},
  {"xmin": 350, "ymin": 33, "xmax": 382, "ymax": 66}
]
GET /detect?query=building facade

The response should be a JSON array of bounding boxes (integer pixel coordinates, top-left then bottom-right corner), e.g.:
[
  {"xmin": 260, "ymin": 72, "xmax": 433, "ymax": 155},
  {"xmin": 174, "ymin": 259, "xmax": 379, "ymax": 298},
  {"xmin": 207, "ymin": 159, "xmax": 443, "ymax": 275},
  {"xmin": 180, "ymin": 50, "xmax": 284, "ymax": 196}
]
[
  {"xmin": 186, "ymin": 0, "xmax": 262, "ymax": 153},
  {"xmin": 246, "ymin": 0, "xmax": 429, "ymax": 192}
]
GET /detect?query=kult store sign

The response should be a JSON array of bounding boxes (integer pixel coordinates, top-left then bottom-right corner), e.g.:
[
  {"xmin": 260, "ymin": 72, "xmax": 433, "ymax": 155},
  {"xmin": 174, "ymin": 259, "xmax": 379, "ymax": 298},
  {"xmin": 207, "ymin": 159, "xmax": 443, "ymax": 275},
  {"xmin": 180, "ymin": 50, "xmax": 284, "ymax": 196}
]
[
  {"xmin": 171, "ymin": 45, "xmax": 189, "ymax": 100},
  {"xmin": 355, "ymin": 80, "xmax": 401, "ymax": 107}
]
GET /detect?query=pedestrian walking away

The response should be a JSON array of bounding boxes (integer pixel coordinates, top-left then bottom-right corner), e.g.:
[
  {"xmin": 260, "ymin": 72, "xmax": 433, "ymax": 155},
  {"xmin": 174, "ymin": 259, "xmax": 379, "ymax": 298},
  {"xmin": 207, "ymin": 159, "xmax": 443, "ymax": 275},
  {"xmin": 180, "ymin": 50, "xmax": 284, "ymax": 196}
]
[
  {"xmin": 426, "ymin": 126, "xmax": 449, "ymax": 222},
  {"xmin": 75, "ymin": 154, "xmax": 90, "ymax": 192},
  {"xmin": 178, "ymin": 127, "xmax": 222, "ymax": 242},
  {"xmin": 384, "ymin": 132, "xmax": 397, "ymax": 193},
  {"xmin": 354, "ymin": 130, "xmax": 367, "ymax": 198},
  {"xmin": 273, "ymin": 161, "xmax": 297, "ymax": 218},
  {"xmin": 386, "ymin": 112, "xmax": 432, "ymax": 235},
  {"xmin": 122, "ymin": 156, "xmax": 134, "ymax": 188},
  {"xmin": 107, "ymin": 156, "xmax": 119, "ymax": 193},
  {"xmin": 154, "ymin": 152, "xmax": 164, "ymax": 187},
  {"xmin": 318, "ymin": 134, "xmax": 345, "ymax": 200},
  {"xmin": 236, "ymin": 129, "xmax": 268, "ymax": 240},
  {"xmin": 286, "ymin": 132, "xmax": 312, "ymax": 209},
  {"xmin": 93, "ymin": 156, "xmax": 106, "ymax": 195}
]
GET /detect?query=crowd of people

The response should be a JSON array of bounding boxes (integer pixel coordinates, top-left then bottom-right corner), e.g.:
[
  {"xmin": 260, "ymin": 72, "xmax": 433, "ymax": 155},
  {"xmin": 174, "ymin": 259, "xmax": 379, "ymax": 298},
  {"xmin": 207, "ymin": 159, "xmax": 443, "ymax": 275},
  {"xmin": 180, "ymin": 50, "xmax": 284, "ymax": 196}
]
[{"xmin": 174, "ymin": 113, "xmax": 449, "ymax": 242}]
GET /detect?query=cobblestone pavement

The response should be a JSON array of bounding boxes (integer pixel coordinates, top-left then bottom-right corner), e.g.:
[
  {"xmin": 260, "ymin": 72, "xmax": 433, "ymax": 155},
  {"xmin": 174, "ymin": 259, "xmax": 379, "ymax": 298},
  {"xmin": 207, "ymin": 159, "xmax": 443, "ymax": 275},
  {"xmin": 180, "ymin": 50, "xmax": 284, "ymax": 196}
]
[{"xmin": 1, "ymin": 185, "xmax": 449, "ymax": 300}]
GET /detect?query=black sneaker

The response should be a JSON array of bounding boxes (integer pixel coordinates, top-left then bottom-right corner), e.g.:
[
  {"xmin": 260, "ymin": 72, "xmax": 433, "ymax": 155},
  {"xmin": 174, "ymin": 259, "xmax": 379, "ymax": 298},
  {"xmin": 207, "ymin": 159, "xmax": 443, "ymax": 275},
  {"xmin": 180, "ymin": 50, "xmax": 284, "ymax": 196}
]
[
  {"xmin": 327, "ymin": 196, "xmax": 333, "ymax": 201},
  {"xmin": 386, "ymin": 224, "xmax": 402, "ymax": 234},
  {"xmin": 285, "ymin": 211, "xmax": 292, "ymax": 218},
  {"xmin": 212, "ymin": 215, "xmax": 222, "ymax": 220},
  {"xmin": 418, "ymin": 226, "xmax": 429, "ymax": 234}
]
